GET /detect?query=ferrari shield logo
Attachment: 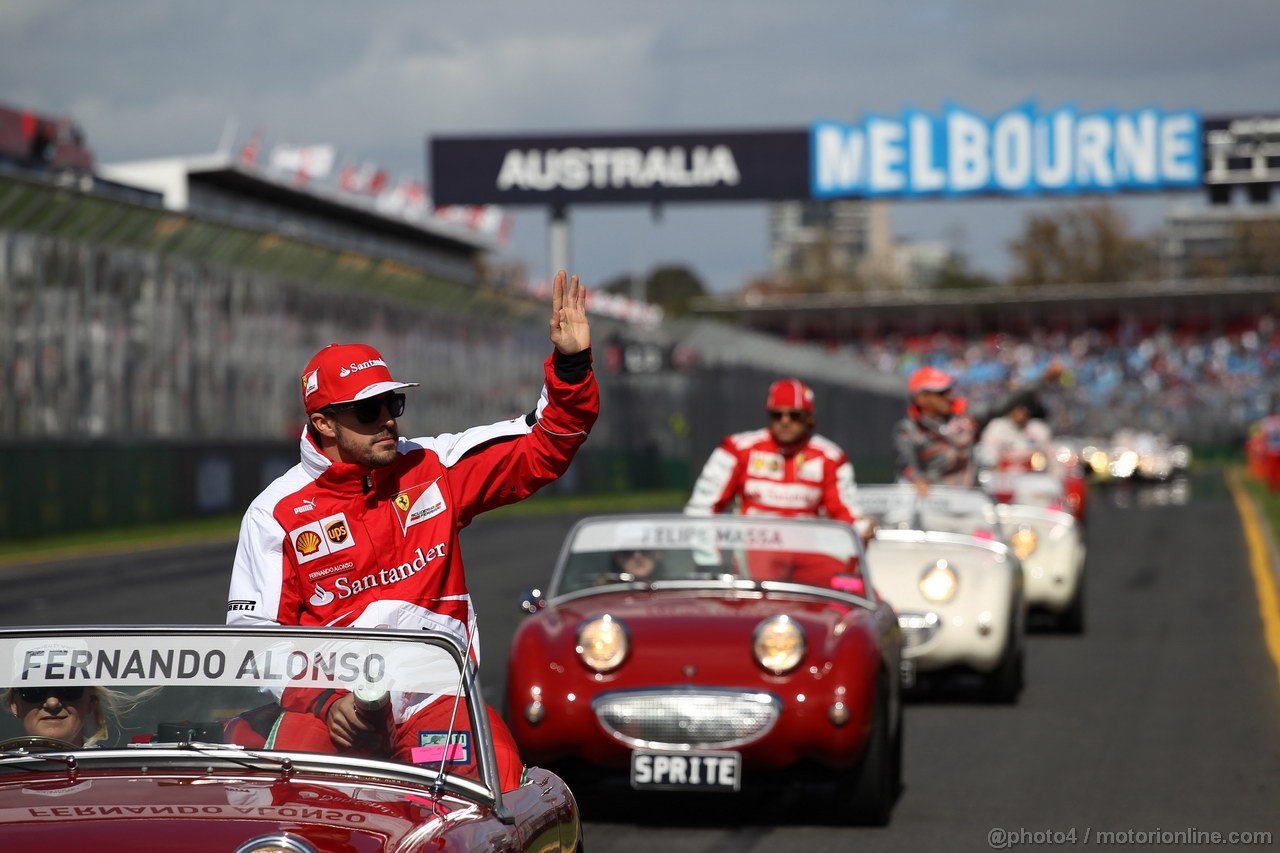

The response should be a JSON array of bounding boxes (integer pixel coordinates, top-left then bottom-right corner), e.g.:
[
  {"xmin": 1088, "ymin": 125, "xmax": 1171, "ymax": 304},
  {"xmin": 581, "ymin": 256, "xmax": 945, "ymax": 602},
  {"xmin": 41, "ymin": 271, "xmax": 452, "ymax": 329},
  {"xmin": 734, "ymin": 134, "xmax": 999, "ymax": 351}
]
[{"xmin": 392, "ymin": 479, "xmax": 447, "ymax": 534}]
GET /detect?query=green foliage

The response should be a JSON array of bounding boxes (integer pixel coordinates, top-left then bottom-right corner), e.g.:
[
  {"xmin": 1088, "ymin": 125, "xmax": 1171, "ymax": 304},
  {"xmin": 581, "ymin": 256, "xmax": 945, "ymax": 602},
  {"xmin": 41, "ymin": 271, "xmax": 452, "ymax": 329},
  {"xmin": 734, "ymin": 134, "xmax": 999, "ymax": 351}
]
[
  {"xmin": 1007, "ymin": 202, "xmax": 1160, "ymax": 286},
  {"xmin": 932, "ymin": 255, "xmax": 998, "ymax": 290},
  {"xmin": 599, "ymin": 265, "xmax": 708, "ymax": 316}
]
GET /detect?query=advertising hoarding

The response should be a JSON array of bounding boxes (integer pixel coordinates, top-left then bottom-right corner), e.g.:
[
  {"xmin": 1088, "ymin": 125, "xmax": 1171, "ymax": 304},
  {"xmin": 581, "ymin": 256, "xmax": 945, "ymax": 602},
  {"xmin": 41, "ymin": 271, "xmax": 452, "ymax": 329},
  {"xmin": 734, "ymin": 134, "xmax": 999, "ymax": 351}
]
[{"xmin": 430, "ymin": 130, "xmax": 809, "ymax": 206}]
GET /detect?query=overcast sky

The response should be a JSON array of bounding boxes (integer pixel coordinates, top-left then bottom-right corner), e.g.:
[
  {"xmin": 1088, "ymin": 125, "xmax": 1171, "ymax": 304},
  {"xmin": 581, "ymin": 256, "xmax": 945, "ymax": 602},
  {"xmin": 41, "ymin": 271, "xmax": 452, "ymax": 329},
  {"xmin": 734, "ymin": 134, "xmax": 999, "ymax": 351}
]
[{"xmin": 3, "ymin": 1, "xmax": 1277, "ymax": 293}]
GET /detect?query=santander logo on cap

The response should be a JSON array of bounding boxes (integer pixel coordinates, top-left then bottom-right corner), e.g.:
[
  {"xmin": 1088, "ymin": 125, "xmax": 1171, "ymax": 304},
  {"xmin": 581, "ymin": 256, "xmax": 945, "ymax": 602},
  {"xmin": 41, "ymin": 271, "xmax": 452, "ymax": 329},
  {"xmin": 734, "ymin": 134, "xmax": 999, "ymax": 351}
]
[
  {"xmin": 301, "ymin": 343, "xmax": 420, "ymax": 413},
  {"xmin": 338, "ymin": 358, "xmax": 388, "ymax": 378}
]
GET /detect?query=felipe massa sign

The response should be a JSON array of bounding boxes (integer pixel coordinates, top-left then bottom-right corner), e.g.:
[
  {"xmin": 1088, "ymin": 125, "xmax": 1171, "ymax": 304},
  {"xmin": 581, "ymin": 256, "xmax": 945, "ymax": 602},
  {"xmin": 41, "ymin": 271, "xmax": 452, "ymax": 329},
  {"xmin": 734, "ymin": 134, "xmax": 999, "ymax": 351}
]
[{"xmin": 429, "ymin": 105, "xmax": 1207, "ymax": 207}]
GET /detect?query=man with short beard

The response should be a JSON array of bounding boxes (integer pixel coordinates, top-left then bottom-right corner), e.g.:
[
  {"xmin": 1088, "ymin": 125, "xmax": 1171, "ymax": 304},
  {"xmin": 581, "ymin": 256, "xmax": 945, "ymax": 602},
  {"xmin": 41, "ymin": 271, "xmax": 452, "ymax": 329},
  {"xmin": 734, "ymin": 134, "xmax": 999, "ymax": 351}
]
[{"xmin": 225, "ymin": 271, "xmax": 598, "ymax": 789}]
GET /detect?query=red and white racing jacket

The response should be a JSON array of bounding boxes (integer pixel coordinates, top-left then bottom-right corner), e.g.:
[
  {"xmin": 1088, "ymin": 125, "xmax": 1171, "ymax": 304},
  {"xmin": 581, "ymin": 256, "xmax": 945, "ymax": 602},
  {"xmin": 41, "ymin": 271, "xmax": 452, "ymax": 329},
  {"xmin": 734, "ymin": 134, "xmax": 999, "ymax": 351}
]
[
  {"xmin": 684, "ymin": 429, "xmax": 861, "ymax": 524},
  {"xmin": 226, "ymin": 353, "xmax": 599, "ymax": 663}
]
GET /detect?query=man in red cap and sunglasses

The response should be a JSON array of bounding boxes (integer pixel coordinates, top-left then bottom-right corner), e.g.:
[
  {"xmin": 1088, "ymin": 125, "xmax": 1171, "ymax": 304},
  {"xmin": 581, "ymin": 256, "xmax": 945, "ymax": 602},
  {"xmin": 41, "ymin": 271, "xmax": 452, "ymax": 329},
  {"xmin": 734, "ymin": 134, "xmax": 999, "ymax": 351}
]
[
  {"xmin": 685, "ymin": 378, "xmax": 865, "ymax": 533},
  {"xmin": 226, "ymin": 271, "xmax": 598, "ymax": 789}
]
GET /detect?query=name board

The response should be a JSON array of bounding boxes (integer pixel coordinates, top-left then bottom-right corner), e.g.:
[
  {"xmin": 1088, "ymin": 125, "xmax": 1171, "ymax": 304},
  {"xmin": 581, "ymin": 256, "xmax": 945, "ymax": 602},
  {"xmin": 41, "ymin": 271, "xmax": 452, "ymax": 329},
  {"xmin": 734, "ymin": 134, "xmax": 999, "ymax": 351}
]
[{"xmin": 2, "ymin": 633, "xmax": 460, "ymax": 694}]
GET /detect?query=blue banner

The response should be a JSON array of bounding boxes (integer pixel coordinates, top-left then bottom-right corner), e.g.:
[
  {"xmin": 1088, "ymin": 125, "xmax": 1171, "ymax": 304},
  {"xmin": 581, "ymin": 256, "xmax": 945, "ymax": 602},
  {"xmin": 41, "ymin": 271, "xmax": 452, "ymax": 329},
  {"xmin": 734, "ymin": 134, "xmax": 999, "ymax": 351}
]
[{"xmin": 811, "ymin": 103, "xmax": 1202, "ymax": 199}]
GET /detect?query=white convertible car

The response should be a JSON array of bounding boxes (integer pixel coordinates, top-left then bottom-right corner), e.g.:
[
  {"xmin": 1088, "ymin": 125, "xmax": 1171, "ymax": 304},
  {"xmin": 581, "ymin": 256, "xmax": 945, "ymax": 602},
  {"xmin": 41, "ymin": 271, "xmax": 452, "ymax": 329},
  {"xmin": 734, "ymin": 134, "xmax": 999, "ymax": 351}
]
[
  {"xmin": 855, "ymin": 485, "xmax": 1026, "ymax": 703},
  {"xmin": 995, "ymin": 502, "xmax": 1086, "ymax": 633}
]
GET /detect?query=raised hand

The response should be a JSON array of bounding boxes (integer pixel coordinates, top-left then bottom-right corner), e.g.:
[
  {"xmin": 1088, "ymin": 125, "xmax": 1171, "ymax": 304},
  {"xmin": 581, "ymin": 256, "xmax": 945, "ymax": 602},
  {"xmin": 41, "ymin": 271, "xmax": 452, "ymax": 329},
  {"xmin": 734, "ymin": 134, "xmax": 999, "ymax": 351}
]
[{"xmin": 549, "ymin": 270, "xmax": 590, "ymax": 355}]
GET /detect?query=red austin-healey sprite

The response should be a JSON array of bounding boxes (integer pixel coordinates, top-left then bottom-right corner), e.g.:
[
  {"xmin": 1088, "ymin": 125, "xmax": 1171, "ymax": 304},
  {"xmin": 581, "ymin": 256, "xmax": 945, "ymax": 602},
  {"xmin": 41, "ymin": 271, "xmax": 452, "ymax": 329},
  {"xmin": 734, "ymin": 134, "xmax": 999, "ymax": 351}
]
[{"xmin": 505, "ymin": 513, "xmax": 904, "ymax": 825}]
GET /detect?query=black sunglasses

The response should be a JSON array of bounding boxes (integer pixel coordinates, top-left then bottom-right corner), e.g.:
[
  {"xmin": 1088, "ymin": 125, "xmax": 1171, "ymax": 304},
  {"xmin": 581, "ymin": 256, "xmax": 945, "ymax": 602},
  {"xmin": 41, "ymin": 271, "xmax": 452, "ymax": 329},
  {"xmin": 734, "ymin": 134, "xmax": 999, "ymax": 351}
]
[
  {"xmin": 17, "ymin": 686, "xmax": 86, "ymax": 704},
  {"xmin": 769, "ymin": 409, "xmax": 807, "ymax": 422},
  {"xmin": 324, "ymin": 392, "xmax": 406, "ymax": 424}
]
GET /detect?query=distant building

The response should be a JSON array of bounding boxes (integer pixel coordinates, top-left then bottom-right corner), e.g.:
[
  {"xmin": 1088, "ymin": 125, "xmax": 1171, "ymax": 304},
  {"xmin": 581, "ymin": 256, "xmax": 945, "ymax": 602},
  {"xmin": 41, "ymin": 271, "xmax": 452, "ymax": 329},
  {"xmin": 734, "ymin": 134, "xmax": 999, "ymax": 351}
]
[
  {"xmin": 1164, "ymin": 203, "xmax": 1280, "ymax": 280},
  {"xmin": 768, "ymin": 199, "xmax": 893, "ymax": 287},
  {"xmin": 889, "ymin": 240, "xmax": 953, "ymax": 291}
]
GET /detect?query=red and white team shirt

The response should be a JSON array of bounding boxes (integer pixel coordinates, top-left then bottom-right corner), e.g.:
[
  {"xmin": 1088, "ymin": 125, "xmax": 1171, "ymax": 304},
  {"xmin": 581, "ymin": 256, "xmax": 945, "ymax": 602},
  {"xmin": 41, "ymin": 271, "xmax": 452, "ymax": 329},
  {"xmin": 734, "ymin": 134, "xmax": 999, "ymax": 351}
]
[
  {"xmin": 226, "ymin": 354, "xmax": 599, "ymax": 661},
  {"xmin": 684, "ymin": 429, "xmax": 860, "ymax": 523}
]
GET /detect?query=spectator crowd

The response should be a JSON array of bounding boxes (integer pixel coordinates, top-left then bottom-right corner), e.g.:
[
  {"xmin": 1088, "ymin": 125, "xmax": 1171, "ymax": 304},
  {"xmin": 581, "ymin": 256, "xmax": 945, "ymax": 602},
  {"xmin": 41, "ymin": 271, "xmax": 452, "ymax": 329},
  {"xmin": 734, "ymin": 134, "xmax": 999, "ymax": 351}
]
[{"xmin": 848, "ymin": 315, "xmax": 1280, "ymax": 448}]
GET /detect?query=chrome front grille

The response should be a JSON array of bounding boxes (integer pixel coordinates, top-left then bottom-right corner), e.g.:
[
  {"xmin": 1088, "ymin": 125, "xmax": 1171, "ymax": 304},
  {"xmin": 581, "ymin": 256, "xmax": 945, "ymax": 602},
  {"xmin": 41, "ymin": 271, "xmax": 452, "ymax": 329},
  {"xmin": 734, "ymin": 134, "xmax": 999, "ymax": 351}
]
[
  {"xmin": 898, "ymin": 611, "xmax": 940, "ymax": 652},
  {"xmin": 592, "ymin": 689, "xmax": 781, "ymax": 750}
]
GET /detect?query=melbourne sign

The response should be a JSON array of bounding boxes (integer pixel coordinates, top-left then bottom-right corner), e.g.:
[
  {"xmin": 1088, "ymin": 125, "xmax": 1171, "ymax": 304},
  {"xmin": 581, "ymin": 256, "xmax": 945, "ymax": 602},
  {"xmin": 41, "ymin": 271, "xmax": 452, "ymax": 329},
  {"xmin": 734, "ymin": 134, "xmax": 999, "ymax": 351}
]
[
  {"xmin": 812, "ymin": 104, "xmax": 1202, "ymax": 198},
  {"xmin": 430, "ymin": 104, "xmax": 1208, "ymax": 206}
]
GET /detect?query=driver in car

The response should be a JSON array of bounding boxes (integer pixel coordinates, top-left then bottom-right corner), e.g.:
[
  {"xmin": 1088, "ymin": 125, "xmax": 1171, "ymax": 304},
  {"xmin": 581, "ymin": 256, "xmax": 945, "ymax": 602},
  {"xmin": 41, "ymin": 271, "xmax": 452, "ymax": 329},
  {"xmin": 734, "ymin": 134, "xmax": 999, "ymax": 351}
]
[
  {"xmin": 608, "ymin": 548, "xmax": 664, "ymax": 582},
  {"xmin": 4, "ymin": 684, "xmax": 146, "ymax": 749}
]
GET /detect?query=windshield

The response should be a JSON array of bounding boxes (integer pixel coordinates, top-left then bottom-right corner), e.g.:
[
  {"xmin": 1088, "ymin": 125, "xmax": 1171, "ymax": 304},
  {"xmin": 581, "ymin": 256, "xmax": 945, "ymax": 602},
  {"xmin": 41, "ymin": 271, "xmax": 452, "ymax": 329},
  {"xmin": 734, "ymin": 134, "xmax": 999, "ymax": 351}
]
[
  {"xmin": 854, "ymin": 485, "xmax": 1002, "ymax": 540},
  {"xmin": 551, "ymin": 515, "xmax": 866, "ymax": 597},
  {"xmin": 0, "ymin": 627, "xmax": 493, "ymax": 791}
]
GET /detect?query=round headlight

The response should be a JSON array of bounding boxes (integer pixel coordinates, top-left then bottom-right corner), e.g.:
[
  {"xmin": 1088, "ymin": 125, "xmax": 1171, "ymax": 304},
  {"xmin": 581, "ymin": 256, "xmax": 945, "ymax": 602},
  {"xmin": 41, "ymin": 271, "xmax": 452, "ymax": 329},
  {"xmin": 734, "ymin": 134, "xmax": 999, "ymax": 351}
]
[
  {"xmin": 577, "ymin": 615, "xmax": 629, "ymax": 672},
  {"xmin": 753, "ymin": 615, "xmax": 806, "ymax": 674},
  {"xmin": 919, "ymin": 559, "xmax": 958, "ymax": 603},
  {"xmin": 1010, "ymin": 526, "xmax": 1038, "ymax": 560}
]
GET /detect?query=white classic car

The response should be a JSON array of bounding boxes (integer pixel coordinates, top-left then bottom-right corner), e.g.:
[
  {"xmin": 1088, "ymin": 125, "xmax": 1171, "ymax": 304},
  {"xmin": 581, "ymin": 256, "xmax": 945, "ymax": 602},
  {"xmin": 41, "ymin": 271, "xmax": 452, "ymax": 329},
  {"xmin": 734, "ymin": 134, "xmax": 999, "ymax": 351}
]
[
  {"xmin": 995, "ymin": 502, "xmax": 1087, "ymax": 633},
  {"xmin": 854, "ymin": 485, "xmax": 1026, "ymax": 703}
]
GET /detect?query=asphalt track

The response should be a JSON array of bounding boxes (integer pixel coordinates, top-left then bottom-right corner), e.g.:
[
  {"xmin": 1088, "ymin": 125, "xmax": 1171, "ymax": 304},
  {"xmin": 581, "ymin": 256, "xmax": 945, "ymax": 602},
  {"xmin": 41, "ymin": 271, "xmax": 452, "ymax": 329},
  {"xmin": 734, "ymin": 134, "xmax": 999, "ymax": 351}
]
[{"xmin": 2, "ymin": 471, "xmax": 1278, "ymax": 852}]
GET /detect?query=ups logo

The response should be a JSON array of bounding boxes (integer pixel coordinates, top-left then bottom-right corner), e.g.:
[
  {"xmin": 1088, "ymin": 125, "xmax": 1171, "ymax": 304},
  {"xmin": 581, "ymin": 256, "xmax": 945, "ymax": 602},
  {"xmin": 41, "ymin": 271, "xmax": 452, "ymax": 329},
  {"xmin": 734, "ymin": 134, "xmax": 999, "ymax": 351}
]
[{"xmin": 325, "ymin": 520, "xmax": 349, "ymax": 544}]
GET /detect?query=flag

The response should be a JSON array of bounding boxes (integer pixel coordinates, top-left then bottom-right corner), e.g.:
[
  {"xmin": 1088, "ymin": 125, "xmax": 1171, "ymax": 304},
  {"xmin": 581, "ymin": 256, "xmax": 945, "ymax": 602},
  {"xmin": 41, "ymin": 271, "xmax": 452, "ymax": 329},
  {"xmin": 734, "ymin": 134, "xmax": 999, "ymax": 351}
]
[
  {"xmin": 269, "ymin": 144, "xmax": 336, "ymax": 184},
  {"xmin": 240, "ymin": 127, "xmax": 263, "ymax": 168}
]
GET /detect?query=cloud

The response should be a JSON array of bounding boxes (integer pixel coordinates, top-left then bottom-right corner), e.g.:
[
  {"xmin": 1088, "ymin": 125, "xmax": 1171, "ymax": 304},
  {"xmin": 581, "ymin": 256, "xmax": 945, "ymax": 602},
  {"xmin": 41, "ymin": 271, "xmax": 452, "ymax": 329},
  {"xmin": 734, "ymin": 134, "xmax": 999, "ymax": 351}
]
[{"xmin": 1, "ymin": 0, "xmax": 1275, "ymax": 290}]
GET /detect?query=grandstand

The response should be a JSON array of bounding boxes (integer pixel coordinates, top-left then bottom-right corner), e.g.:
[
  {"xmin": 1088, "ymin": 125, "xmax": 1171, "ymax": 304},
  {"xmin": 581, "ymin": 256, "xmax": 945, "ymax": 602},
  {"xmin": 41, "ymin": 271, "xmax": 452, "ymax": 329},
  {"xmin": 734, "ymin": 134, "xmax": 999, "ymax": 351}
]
[{"xmin": 692, "ymin": 278, "xmax": 1280, "ymax": 447}]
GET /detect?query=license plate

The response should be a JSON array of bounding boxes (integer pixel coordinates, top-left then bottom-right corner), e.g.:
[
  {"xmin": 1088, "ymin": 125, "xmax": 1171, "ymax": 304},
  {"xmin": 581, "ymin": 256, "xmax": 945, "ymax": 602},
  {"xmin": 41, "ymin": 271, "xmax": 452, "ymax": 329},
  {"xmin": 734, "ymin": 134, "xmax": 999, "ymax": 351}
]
[{"xmin": 630, "ymin": 750, "xmax": 741, "ymax": 792}]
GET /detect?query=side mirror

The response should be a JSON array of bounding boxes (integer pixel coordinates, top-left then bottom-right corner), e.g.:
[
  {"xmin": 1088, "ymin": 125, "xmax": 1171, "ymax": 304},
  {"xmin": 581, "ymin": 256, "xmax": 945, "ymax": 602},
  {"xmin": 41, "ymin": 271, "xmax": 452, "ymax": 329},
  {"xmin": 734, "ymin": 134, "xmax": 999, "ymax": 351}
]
[{"xmin": 519, "ymin": 588, "xmax": 546, "ymax": 614}]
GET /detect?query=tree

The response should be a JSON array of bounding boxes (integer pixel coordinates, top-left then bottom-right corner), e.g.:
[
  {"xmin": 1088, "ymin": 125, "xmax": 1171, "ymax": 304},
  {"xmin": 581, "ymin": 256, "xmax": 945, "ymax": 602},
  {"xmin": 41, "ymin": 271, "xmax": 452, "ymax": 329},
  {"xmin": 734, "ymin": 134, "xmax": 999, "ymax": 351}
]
[
  {"xmin": 1232, "ymin": 217, "xmax": 1280, "ymax": 277},
  {"xmin": 644, "ymin": 264, "xmax": 708, "ymax": 316},
  {"xmin": 601, "ymin": 265, "xmax": 708, "ymax": 316},
  {"xmin": 1007, "ymin": 202, "xmax": 1160, "ymax": 286},
  {"xmin": 932, "ymin": 254, "xmax": 998, "ymax": 290}
]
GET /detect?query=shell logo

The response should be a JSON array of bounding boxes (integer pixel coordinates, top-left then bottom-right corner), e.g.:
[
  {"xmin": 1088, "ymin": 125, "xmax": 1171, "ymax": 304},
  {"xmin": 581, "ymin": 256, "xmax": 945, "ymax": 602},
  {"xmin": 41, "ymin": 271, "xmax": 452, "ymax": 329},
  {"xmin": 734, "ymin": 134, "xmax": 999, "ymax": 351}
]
[
  {"xmin": 295, "ymin": 530, "xmax": 322, "ymax": 556},
  {"xmin": 326, "ymin": 520, "xmax": 349, "ymax": 544}
]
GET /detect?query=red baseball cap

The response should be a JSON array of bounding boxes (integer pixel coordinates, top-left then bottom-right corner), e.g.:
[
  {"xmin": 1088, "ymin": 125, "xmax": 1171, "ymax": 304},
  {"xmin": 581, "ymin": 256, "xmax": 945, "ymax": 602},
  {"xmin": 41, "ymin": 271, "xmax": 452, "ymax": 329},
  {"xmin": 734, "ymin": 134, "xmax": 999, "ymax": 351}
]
[
  {"xmin": 300, "ymin": 343, "xmax": 419, "ymax": 414},
  {"xmin": 908, "ymin": 366, "xmax": 955, "ymax": 396},
  {"xmin": 766, "ymin": 378, "xmax": 815, "ymax": 412}
]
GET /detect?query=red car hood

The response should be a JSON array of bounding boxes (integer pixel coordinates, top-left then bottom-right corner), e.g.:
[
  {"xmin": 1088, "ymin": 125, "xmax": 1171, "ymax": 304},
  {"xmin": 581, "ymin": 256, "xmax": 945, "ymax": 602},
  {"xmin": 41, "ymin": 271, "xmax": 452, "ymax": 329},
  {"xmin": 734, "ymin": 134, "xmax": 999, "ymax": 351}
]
[
  {"xmin": 0, "ymin": 769, "xmax": 470, "ymax": 850},
  {"xmin": 542, "ymin": 587, "xmax": 869, "ymax": 664}
]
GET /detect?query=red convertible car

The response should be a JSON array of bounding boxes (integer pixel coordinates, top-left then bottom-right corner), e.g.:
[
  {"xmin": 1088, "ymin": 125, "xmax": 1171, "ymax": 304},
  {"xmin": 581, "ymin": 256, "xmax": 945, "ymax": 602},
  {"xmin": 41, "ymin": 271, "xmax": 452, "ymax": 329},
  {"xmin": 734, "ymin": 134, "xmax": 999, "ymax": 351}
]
[
  {"xmin": 0, "ymin": 625, "xmax": 582, "ymax": 851},
  {"xmin": 505, "ymin": 514, "xmax": 904, "ymax": 825}
]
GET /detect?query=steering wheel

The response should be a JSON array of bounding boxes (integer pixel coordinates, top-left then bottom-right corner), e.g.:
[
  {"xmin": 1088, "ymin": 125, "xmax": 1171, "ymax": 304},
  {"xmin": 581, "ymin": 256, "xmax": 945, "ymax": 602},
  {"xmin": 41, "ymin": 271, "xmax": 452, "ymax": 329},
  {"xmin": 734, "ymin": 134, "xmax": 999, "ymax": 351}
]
[{"xmin": 0, "ymin": 735, "xmax": 82, "ymax": 752}]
